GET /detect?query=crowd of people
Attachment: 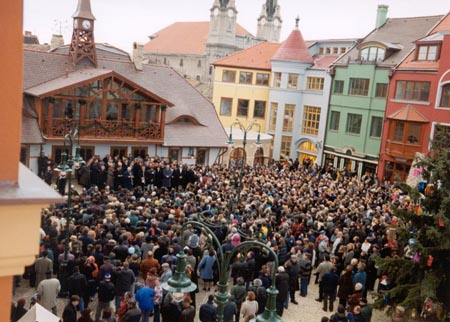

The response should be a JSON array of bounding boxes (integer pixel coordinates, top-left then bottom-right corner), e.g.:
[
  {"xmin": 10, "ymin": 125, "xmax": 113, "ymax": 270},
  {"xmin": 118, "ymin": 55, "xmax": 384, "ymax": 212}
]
[{"xmin": 11, "ymin": 154, "xmax": 414, "ymax": 322}]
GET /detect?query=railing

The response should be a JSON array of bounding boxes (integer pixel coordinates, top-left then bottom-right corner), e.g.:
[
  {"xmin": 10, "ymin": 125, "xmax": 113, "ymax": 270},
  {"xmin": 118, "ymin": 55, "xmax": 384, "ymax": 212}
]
[
  {"xmin": 43, "ymin": 118, "xmax": 162, "ymax": 140},
  {"xmin": 385, "ymin": 140, "xmax": 421, "ymax": 159}
]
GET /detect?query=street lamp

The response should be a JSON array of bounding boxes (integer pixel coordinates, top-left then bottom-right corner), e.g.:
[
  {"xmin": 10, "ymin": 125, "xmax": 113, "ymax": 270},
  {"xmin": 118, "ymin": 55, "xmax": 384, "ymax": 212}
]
[
  {"xmin": 227, "ymin": 120, "xmax": 261, "ymax": 204},
  {"xmin": 163, "ymin": 220, "xmax": 282, "ymax": 322},
  {"xmin": 55, "ymin": 108, "xmax": 83, "ymax": 294}
]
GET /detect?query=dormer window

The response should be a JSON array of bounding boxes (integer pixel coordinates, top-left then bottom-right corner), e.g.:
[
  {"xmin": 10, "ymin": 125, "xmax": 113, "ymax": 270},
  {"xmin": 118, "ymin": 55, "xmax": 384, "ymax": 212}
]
[
  {"xmin": 360, "ymin": 46, "xmax": 385, "ymax": 62},
  {"xmin": 417, "ymin": 45, "xmax": 439, "ymax": 61}
]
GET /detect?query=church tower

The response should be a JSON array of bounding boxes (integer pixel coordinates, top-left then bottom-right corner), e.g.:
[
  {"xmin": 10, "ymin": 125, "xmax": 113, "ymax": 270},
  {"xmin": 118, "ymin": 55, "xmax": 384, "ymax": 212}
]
[
  {"xmin": 206, "ymin": 0, "xmax": 238, "ymax": 72},
  {"xmin": 69, "ymin": 0, "xmax": 97, "ymax": 66},
  {"xmin": 256, "ymin": 0, "xmax": 282, "ymax": 42}
]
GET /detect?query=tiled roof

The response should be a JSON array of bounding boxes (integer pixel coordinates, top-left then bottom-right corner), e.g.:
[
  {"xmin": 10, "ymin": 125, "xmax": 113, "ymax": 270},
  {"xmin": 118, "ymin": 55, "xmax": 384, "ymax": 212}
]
[
  {"xmin": 311, "ymin": 55, "xmax": 338, "ymax": 69},
  {"xmin": 398, "ymin": 13, "xmax": 450, "ymax": 71},
  {"xmin": 212, "ymin": 42, "xmax": 281, "ymax": 70},
  {"xmin": 335, "ymin": 15, "xmax": 443, "ymax": 67},
  {"xmin": 22, "ymin": 96, "xmax": 44, "ymax": 144},
  {"xmin": 387, "ymin": 104, "xmax": 429, "ymax": 122},
  {"xmin": 143, "ymin": 22, "xmax": 252, "ymax": 55},
  {"xmin": 51, "ymin": 43, "xmax": 131, "ymax": 62},
  {"xmin": 23, "ymin": 47, "xmax": 228, "ymax": 148},
  {"xmin": 272, "ymin": 28, "xmax": 313, "ymax": 63}
]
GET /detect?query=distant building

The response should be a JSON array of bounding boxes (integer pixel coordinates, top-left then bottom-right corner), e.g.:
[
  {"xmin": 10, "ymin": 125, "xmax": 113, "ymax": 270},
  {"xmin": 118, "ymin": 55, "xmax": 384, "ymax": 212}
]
[
  {"xmin": 143, "ymin": 0, "xmax": 283, "ymax": 91},
  {"xmin": 22, "ymin": 0, "xmax": 227, "ymax": 172},
  {"xmin": 324, "ymin": 6, "xmax": 442, "ymax": 177},
  {"xmin": 378, "ymin": 13, "xmax": 450, "ymax": 182}
]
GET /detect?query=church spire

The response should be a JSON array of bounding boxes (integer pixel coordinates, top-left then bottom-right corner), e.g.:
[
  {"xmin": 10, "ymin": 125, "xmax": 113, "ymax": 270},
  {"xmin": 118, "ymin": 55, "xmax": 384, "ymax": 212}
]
[
  {"xmin": 69, "ymin": 0, "xmax": 97, "ymax": 66},
  {"xmin": 256, "ymin": 0, "xmax": 282, "ymax": 42}
]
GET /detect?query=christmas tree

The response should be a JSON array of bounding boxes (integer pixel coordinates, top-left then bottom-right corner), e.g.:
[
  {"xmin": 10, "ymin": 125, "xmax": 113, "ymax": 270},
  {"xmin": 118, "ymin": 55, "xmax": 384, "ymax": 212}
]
[{"xmin": 375, "ymin": 125, "xmax": 450, "ymax": 320}]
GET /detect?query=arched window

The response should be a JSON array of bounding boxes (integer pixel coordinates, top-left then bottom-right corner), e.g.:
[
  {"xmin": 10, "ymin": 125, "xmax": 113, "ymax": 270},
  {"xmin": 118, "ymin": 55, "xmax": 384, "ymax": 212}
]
[
  {"xmin": 229, "ymin": 148, "xmax": 246, "ymax": 168},
  {"xmin": 360, "ymin": 46, "xmax": 385, "ymax": 62},
  {"xmin": 440, "ymin": 83, "xmax": 450, "ymax": 107},
  {"xmin": 254, "ymin": 147, "xmax": 264, "ymax": 166}
]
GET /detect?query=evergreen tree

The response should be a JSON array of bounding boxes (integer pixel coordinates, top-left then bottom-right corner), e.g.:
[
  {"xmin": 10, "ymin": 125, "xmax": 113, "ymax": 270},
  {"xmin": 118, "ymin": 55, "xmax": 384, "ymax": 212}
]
[{"xmin": 375, "ymin": 125, "xmax": 450, "ymax": 320}]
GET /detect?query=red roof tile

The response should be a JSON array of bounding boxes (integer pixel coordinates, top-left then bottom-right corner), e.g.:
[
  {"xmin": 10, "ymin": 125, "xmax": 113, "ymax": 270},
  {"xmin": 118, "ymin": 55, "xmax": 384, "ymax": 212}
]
[
  {"xmin": 312, "ymin": 55, "xmax": 338, "ymax": 69},
  {"xmin": 387, "ymin": 104, "xmax": 429, "ymax": 122},
  {"xmin": 272, "ymin": 29, "xmax": 313, "ymax": 63},
  {"xmin": 212, "ymin": 42, "xmax": 281, "ymax": 70},
  {"xmin": 143, "ymin": 22, "xmax": 252, "ymax": 55}
]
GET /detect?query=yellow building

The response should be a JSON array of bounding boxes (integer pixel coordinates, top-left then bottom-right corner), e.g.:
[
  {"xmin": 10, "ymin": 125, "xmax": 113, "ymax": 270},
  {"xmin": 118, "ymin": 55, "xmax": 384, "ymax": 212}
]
[
  {"xmin": 212, "ymin": 42, "xmax": 281, "ymax": 132},
  {"xmin": 212, "ymin": 42, "xmax": 280, "ymax": 165}
]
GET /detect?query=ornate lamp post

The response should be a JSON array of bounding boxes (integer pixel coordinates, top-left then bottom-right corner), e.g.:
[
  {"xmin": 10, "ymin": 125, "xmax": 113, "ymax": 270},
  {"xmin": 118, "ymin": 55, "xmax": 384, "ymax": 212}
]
[
  {"xmin": 227, "ymin": 120, "xmax": 261, "ymax": 204},
  {"xmin": 162, "ymin": 220, "xmax": 282, "ymax": 322},
  {"xmin": 55, "ymin": 108, "xmax": 83, "ymax": 294}
]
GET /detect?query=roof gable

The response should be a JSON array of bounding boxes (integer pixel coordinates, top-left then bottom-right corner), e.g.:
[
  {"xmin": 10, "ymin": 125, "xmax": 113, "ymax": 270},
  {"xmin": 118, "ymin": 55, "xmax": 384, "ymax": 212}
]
[
  {"xmin": 387, "ymin": 104, "xmax": 429, "ymax": 122},
  {"xmin": 272, "ymin": 28, "xmax": 313, "ymax": 63}
]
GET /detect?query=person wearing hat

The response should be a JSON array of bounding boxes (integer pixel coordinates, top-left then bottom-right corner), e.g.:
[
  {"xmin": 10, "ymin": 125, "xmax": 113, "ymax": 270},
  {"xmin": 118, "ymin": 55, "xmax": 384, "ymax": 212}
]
[
  {"xmin": 275, "ymin": 266, "xmax": 289, "ymax": 317},
  {"xmin": 95, "ymin": 273, "xmax": 115, "ymax": 322}
]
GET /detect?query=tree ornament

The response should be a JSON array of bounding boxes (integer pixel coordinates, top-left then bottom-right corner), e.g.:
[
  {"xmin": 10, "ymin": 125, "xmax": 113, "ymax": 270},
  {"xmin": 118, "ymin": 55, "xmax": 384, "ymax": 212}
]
[
  {"xmin": 427, "ymin": 255, "xmax": 433, "ymax": 267},
  {"xmin": 438, "ymin": 217, "xmax": 445, "ymax": 227}
]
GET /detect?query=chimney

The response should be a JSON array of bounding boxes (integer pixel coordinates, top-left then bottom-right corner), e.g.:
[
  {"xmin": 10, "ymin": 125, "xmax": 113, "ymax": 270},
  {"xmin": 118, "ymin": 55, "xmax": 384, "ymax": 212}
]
[
  {"xmin": 132, "ymin": 42, "xmax": 143, "ymax": 71},
  {"xmin": 376, "ymin": 5, "xmax": 388, "ymax": 29},
  {"xmin": 50, "ymin": 34, "xmax": 64, "ymax": 50}
]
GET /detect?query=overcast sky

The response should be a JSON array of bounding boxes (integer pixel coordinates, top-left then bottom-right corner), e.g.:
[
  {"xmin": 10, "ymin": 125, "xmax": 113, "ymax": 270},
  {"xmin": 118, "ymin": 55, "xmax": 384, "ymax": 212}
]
[{"xmin": 24, "ymin": 0, "xmax": 449, "ymax": 52}]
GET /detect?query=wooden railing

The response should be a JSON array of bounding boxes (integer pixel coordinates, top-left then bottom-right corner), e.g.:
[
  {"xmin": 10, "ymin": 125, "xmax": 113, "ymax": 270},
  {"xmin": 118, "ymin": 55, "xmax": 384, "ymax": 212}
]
[
  {"xmin": 385, "ymin": 140, "xmax": 421, "ymax": 159},
  {"xmin": 43, "ymin": 118, "xmax": 162, "ymax": 140}
]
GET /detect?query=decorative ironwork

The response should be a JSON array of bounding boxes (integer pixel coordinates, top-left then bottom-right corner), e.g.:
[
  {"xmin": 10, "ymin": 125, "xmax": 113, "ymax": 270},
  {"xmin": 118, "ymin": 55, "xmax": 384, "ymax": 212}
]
[{"xmin": 44, "ymin": 118, "xmax": 162, "ymax": 140}]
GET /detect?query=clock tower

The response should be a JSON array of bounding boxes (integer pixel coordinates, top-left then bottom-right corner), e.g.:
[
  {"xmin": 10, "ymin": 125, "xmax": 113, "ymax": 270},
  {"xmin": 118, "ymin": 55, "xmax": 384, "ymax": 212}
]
[
  {"xmin": 69, "ymin": 0, "xmax": 97, "ymax": 66},
  {"xmin": 256, "ymin": 0, "xmax": 282, "ymax": 43}
]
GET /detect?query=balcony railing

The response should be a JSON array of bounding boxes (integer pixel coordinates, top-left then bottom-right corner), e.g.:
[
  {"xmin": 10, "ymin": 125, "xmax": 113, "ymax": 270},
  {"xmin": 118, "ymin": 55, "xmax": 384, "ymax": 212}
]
[
  {"xmin": 43, "ymin": 118, "xmax": 162, "ymax": 140},
  {"xmin": 385, "ymin": 140, "xmax": 421, "ymax": 159}
]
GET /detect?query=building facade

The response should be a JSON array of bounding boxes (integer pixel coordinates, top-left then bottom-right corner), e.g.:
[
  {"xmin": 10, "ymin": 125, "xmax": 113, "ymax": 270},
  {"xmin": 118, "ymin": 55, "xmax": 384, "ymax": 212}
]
[
  {"xmin": 143, "ymin": 0, "xmax": 282, "ymax": 86},
  {"xmin": 324, "ymin": 6, "xmax": 442, "ymax": 176},
  {"xmin": 22, "ymin": 0, "xmax": 228, "ymax": 174},
  {"xmin": 378, "ymin": 14, "xmax": 450, "ymax": 181}
]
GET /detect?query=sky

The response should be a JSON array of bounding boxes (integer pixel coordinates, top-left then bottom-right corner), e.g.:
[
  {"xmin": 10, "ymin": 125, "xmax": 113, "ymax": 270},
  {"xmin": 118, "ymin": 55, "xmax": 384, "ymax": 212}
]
[{"xmin": 24, "ymin": 0, "xmax": 449, "ymax": 52}]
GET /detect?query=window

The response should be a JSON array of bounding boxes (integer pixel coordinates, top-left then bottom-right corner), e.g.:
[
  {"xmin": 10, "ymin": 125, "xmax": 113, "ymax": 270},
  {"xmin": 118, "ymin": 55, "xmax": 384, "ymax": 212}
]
[
  {"xmin": 341, "ymin": 47, "xmax": 347, "ymax": 54},
  {"xmin": 256, "ymin": 73, "xmax": 269, "ymax": 86},
  {"xmin": 239, "ymin": 71, "xmax": 253, "ymax": 84},
  {"xmin": 334, "ymin": 80, "xmax": 344, "ymax": 94},
  {"xmin": 375, "ymin": 83, "xmax": 388, "ymax": 98},
  {"xmin": 220, "ymin": 97, "xmax": 232, "ymax": 116},
  {"xmin": 222, "ymin": 70, "xmax": 236, "ymax": 82},
  {"xmin": 393, "ymin": 122, "xmax": 405, "ymax": 142},
  {"xmin": 283, "ymin": 104, "xmax": 295, "ymax": 132},
  {"xmin": 196, "ymin": 148, "xmax": 208, "ymax": 165},
  {"xmin": 197, "ymin": 60, "xmax": 201, "ymax": 68},
  {"xmin": 329, "ymin": 111, "xmax": 340, "ymax": 131},
  {"xmin": 349, "ymin": 78, "xmax": 370, "ymax": 96},
  {"xmin": 394, "ymin": 81, "xmax": 430, "ymax": 102},
  {"xmin": 360, "ymin": 46, "xmax": 385, "ymax": 62},
  {"xmin": 273, "ymin": 72, "xmax": 281, "ymax": 87},
  {"xmin": 281, "ymin": 136, "xmax": 292, "ymax": 159},
  {"xmin": 417, "ymin": 45, "xmax": 439, "ymax": 61},
  {"xmin": 370, "ymin": 116, "xmax": 383, "ymax": 138},
  {"xmin": 269, "ymin": 103, "xmax": 278, "ymax": 131},
  {"xmin": 168, "ymin": 148, "xmax": 181, "ymax": 162},
  {"xmin": 131, "ymin": 147, "xmax": 147, "ymax": 159},
  {"xmin": 287, "ymin": 73, "xmax": 299, "ymax": 89},
  {"xmin": 346, "ymin": 113, "xmax": 362, "ymax": 134},
  {"xmin": 302, "ymin": 106, "xmax": 321, "ymax": 135},
  {"xmin": 80, "ymin": 146, "xmax": 95, "ymax": 161},
  {"xmin": 179, "ymin": 59, "xmax": 183, "ymax": 67},
  {"xmin": 307, "ymin": 77, "xmax": 324, "ymax": 91},
  {"xmin": 391, "ymin": 121, "xmax": 421, "ymax": 144},
  {"xmin": 440, "ymin": 83, "xmax": 450, "ymax": 107},
  {"xmin": 253, "ymin": 101, "xmax": 266, "ymax": 118},
  {"xmin": 333, "ymin": 47, "xmax": 339, "ymax": 54},
  {"xmin": 237, "ymin": 99, "xmax": 249, "ymax": 117},
  {"xmin": 326, "ymin": 48, "xmax": 331, "ymax": 54},
  {"xmin": 111, "ymin": 146, "xmax": 128, "ymax": 158},
  {"xmin": 319, "ymin": 48, "xmax": 324, "ymax": 54}
]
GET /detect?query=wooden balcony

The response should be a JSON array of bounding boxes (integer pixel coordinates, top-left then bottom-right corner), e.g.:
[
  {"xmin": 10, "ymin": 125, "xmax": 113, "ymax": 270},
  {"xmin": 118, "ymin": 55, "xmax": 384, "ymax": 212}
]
[
  {"xmin": 385, "ymin": 140, "xmax": 421, "ymax": 159},
  {"xmin": 43, "ymin": 118, "xmax": 163, "ymax": 141}
]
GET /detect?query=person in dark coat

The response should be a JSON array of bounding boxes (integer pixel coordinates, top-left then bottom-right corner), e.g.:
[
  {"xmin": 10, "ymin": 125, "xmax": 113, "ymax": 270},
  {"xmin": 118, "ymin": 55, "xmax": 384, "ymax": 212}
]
[
  {"xmin": 44, "ymin": 165, "xmax": 54, "ymax": 185},
  {"xmin": 122, "ymin": 167, "xmax": 134, "ymax": 190},
  {"xmin": 11, "ymin": 298, "xmax": 28, "ymax": 322},
  {"xmin": 322, "ymin": 266, "xmax": 339, "ymax": 312},
  {"xmin": 180, "ymin": 297, "xmax": 195, "ymax": 322},
  {"xmin": 161, "ymin": 293, "xmax": 182, "ymax": 322},
  {"xmin": 162, "ymin": 164, "xmax": 173, "ymax": 189},
  {"xmin": 285, "ymin": 254, "xmax": 300, "ymax": 305},
  {"xmin": 78, "ymin": 162, "xmax": 91, "ymax": 189},
  {"xmin": 337, "ymin": 265, "xmax": 353, "ymax": 307},
  {"xmin": 113, "ymin": 262, "xmax": 136, "ymax": 312},
  {"xmin": 299, "ymin": 252, "xmax": 312, "ymax": 297},
  {"xmin": 275, "ymin": 266, "xmax": 289, "ymax": 317},
  {"xmin": 154, "ymin": 163, "xmax": 163, "ymax": 188},
  {"xmin": 62, "ymin": 295, "xmax": 80, "ymax": 322},
  {"xmin": 67, "ymin": 266, "xmax": 88, "ymax": 312},
  {"xmin": 199, "ymin": 294, "xmax": 217, "ymax": 322},
  {"xmin": 57, "ymin": 171, "xmax": 67, "ymax": 195},
  {"xmin": 95, "ymin": 273, "xmax": 115, "ymax": 322}
]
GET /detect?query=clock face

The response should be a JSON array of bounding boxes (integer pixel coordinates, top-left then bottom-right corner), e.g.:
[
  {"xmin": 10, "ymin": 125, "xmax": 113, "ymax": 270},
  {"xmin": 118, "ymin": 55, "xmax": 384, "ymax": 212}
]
[
  {"xmin": 82, "ymin": 19, "xmax": 91, "ymax": 30},
  {"xmin": 228, "ymin": 9, "xmax": 234, "ymax": 17},
  {"xmin": 260, "ymin": 17, "xmax": 266, "ymax": 25},
  {"xmin": 213, "ymin": 8, "xmax": 219, "ymax": 16}
]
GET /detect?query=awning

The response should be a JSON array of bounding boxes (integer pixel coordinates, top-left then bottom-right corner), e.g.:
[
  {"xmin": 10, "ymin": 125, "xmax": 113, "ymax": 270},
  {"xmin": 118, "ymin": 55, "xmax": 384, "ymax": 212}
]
[{"xmin": 387, "ymin": 104, "xmax": 428, "ymax": 122}]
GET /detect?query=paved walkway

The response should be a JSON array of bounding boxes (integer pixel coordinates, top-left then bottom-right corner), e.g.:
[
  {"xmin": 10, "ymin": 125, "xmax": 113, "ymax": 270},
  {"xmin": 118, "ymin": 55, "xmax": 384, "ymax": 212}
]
[{"xmin": 12, "ymin": 274, "xmax": 390, "ymax": 322}]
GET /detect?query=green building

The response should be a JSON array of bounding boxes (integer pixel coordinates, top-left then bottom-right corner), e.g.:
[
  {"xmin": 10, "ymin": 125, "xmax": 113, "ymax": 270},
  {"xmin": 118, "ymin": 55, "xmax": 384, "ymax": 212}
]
[{"xmin": 323, "ymin": 5, "xmax": 441, "ymax": 176}]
